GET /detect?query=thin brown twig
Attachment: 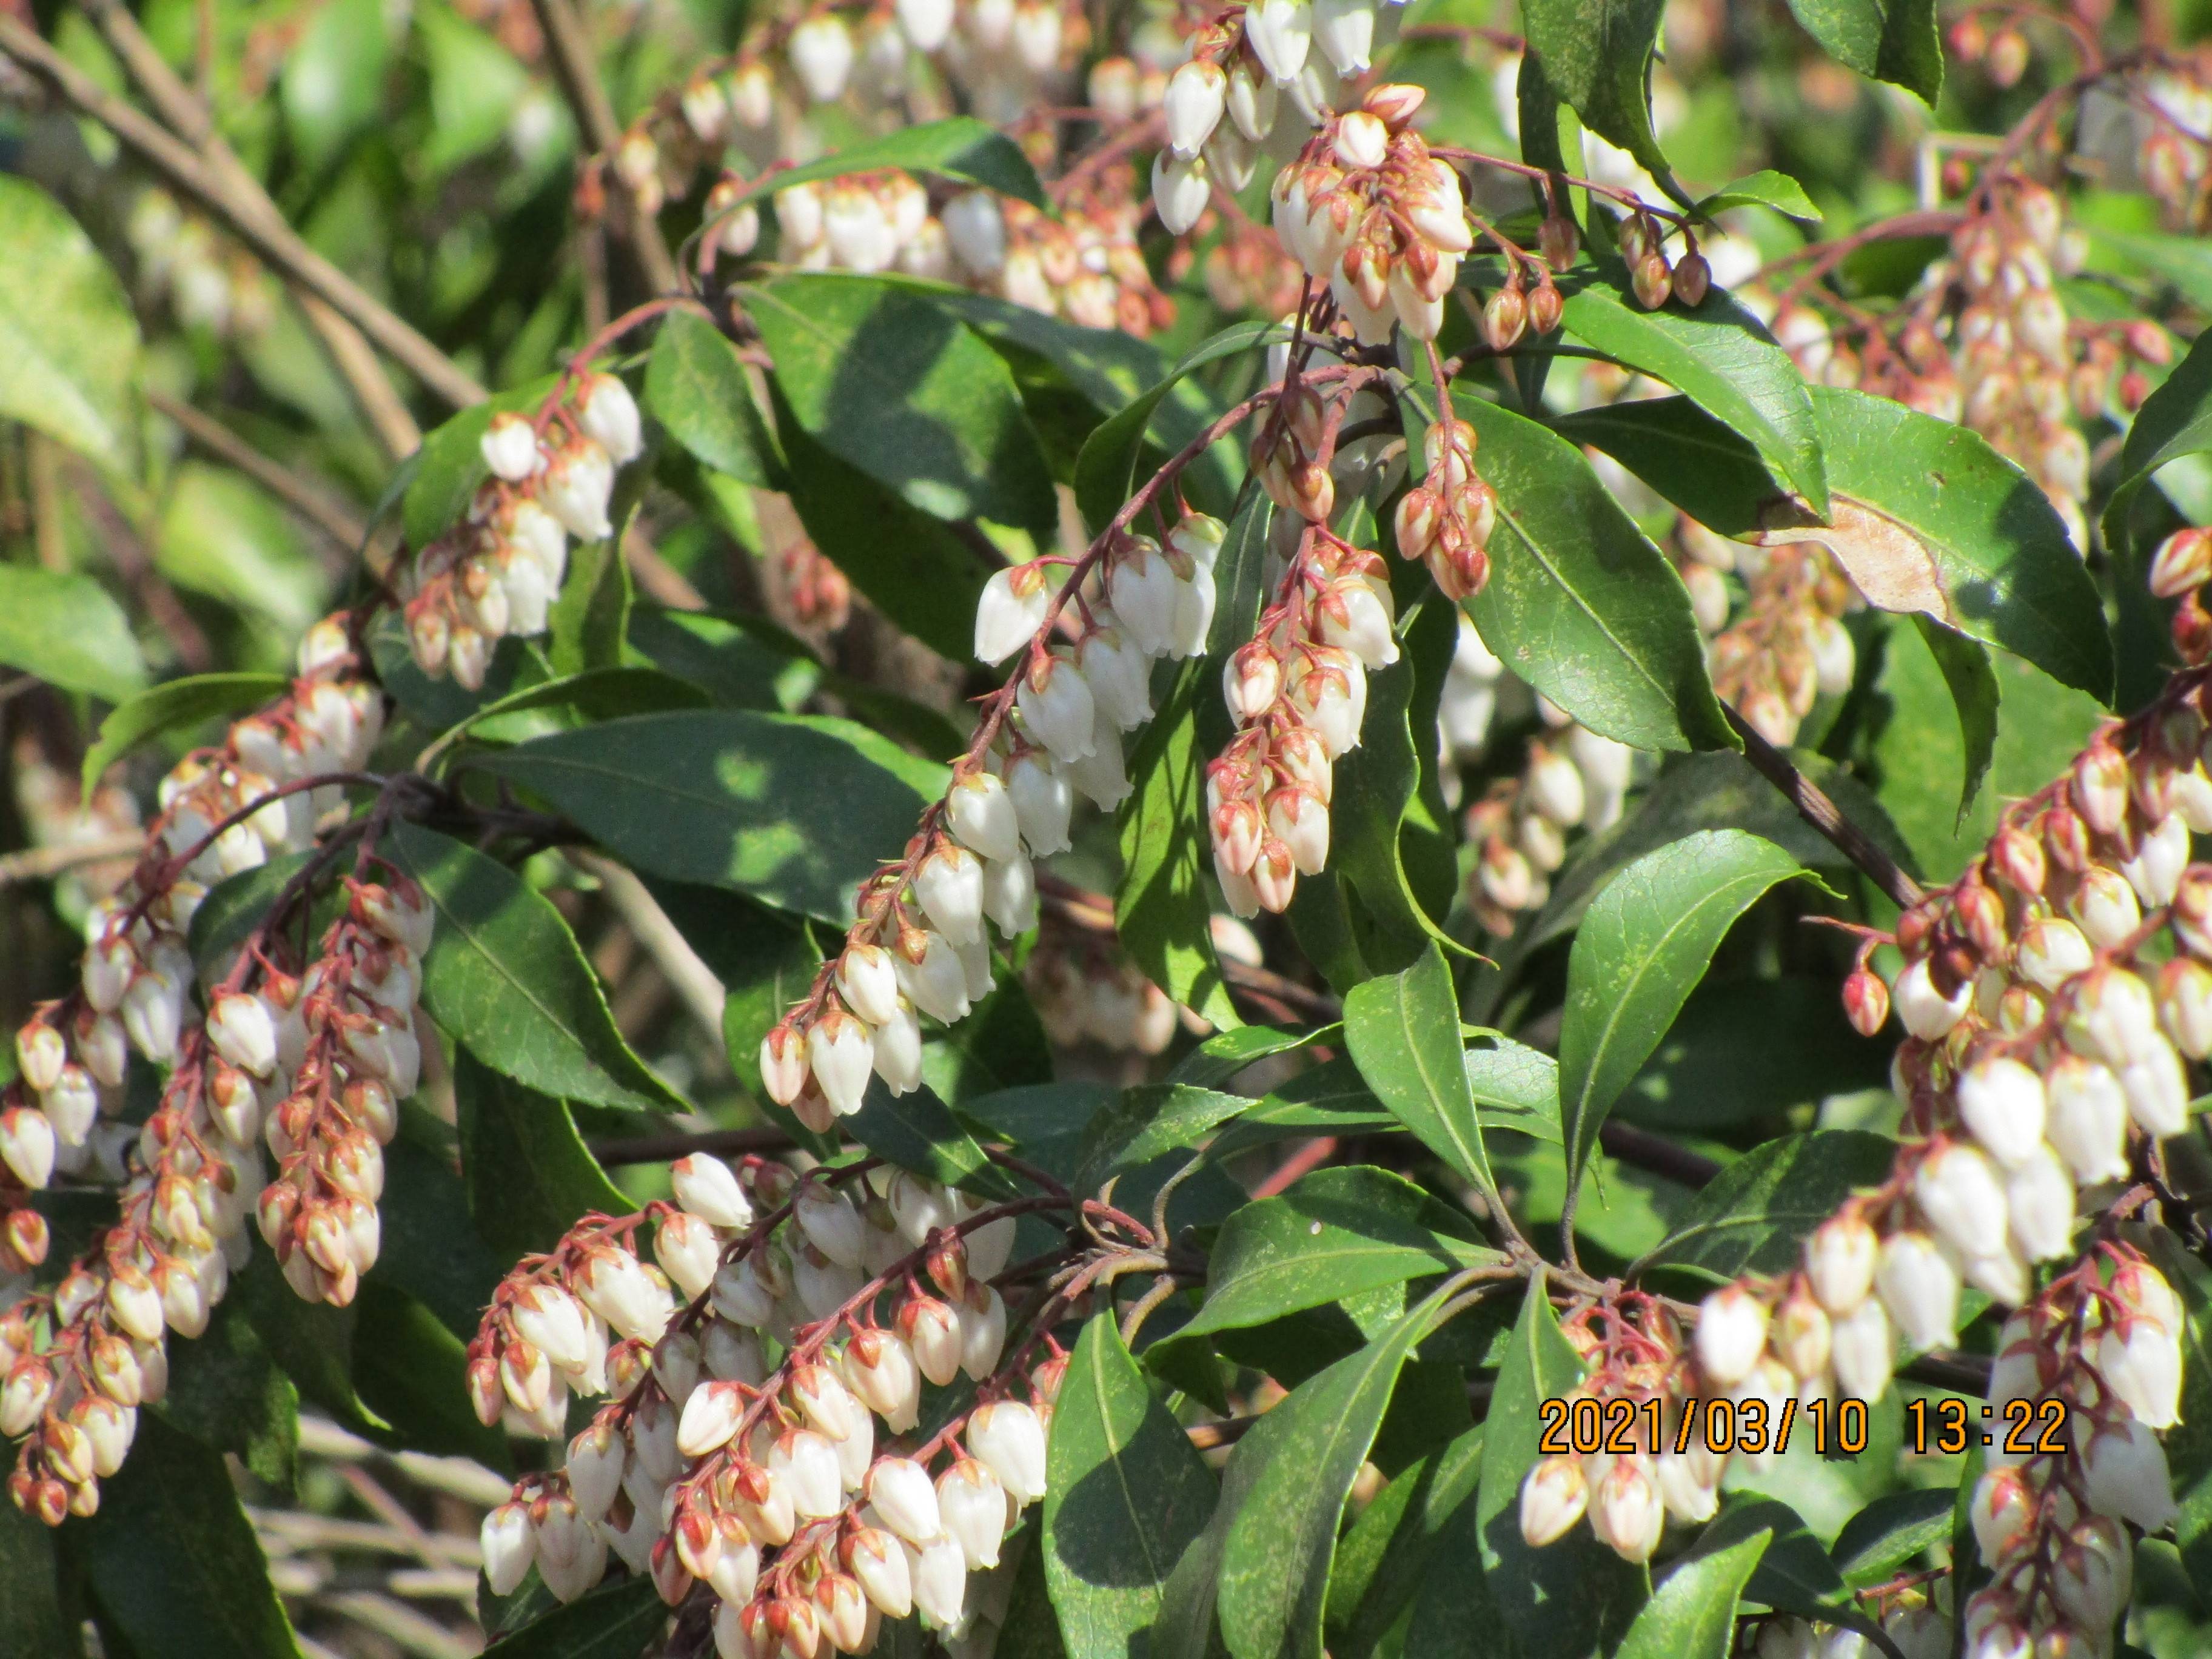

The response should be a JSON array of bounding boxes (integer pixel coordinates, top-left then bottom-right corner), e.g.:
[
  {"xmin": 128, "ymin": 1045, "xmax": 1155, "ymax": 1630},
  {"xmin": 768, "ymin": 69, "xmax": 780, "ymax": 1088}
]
[
  {"xmin": 149, "ymin": 391, "xmax": 367, "ymax": 555},
  {"xmin": 0, "ymin": 832, "xmax": 147, "ymax": 890},
  {"xmin": 1725, "ymin": 703, "xmax": 1926, "ymax": 909}
]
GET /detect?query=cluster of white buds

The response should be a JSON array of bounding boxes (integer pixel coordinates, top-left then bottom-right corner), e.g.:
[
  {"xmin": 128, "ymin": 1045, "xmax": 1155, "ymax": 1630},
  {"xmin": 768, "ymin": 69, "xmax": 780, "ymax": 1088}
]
[
  {"xmin": 1689, "ymin": 529, "xmax": 1859, "ymax": 749},
  {"xmin": 1261, "ymin": 84, "xmax": 1471, "ymax": 343},
  {"xmin": 1203, "ymin": 218, "xmax": 1308, "ymax": 321},
  {"xmin": 1959, "ymin": 1246, "xmax": 2182, "ymax": 1658},
  {"xmin": 1460, "ymin": 700, "xmax": 1634, "ymax": 936},
  {"xmin": 1436, "ymin": 611, "xmax": 1504, "ymax": 775},
  {"xmin": 396, "ymin": 371, "xmax": 645, "ymax": 691},
  {"xmin": 124, "ymin": 187, "xmax": 277, "ymax": 341},
  {"xmin": 250, "ymin": 874, "xmax": 432, "ymax": 1306},
  {"xmin": 2125, "ymin": 64, "xmax": 2212, "ymax": 229},
  {"xmin": 756, "ymin": 512, "xmax": 1222, "ymax": 1121},
  {"xmin": 1024, "ymin": 923, "xmax": 1185, "ymax": 1054},
  {"xmin": 1208, "ymin": 510, "xmax": 1398, "ymax": 917},
  {"xmin": 10, "ymin": 734, "xmax": 141, "ymax": 916},
  {"xmin": 471, "ymin": 1150, "xmax": 1057, "ymax": 1658}
]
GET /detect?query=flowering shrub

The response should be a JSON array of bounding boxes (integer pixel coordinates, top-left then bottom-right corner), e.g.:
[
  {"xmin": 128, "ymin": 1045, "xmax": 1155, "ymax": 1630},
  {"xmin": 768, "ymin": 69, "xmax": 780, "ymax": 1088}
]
[{"xmin": 2, "ymin": 0, "xmax": 2212, "ymax": 1656}]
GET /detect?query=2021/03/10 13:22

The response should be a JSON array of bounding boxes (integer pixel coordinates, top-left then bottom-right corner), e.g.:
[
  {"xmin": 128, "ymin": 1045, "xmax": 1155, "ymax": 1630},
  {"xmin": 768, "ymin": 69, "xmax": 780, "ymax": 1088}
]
[{"xmin": 1535, "ymin": 1393, "xmax": 1877, "ymax": 1457}]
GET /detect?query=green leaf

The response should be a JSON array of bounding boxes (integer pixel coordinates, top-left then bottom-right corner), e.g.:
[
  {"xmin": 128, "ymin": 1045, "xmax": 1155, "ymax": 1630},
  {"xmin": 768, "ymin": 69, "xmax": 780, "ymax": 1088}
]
[
  {"xmin": 746, "ymin": 275, "xmax": 1054, "ymax": 533},
  {"xmin": 1618, "ymin": 1526, "xmax": 1769, "ymax": 1659},
  {"xmin": 79, "ymin": 672, "xmax": 287, "ymax": 795},
  {"xmin": 771, "ymin": 406, "xmax": 994, "ymax": 662},
  {"xmin": 282, "ymin": 0, "xmax": 389, "ymax": 168},
  {"xmin": 475, "ymin": 709, "xmax": 942, "ymax": 924},
  {"xmin": 0, "ymin": 565, "xmax": 148, "ymax": 702},
  {"xmin": 1179, "ymin": 1166, "xmax": 1496, "ymax": 1339},
  {"xmin": 1073, "ymin": 1082, "xmax": 1252, "ymax": 1193},
  {"xmin": 1451, "ymin": 395, "xmax": 1732, "ymax": 752},
  {"xmin": 0, "ymin": 1499, "xmax": 78, "ymax": 1659},
  {"xmin": 1913, "ymin": 615, "xmax": 2000, "ymax": 823},
  {"xmin": 626, "ymin": 609, "xmax": 824, "ymax": 714},
  {"xmin": 156, "ymin": 463, "xmax": 327, "ymax": 632},
  {"xmin": 349, "ymin": 1282, "xmax": 509, "ymax": 1464},
  {"xmin": 2105, "ymin": 324, "xmax": 2212, "ymax": 545},
  {"xmin": 1752, "ymin": 387, "xmax": 2113, "ymax": 703},
  {"xmin": 1117, "ymin": 662, "xmax": 1241, "ymax": 1032},
  {"xmin": 1559, "ymin": 831, "xmax": 1805, "ymax": 1189},
  {"xmin": 1831, "ymin": 1489, "xmax": 1956, "ymax": 1586},
  {"xmin": 1692, "ymin": 1495, "xmax": 1860, "ymax": 1624},
  {"xmin": 155, "ymin": 1295, "xmax": 299, "ymax": 1490},
  {"xmin": 922, "ymin": 971, "xmax": 1053, "ymax": 1102},
  {"xmin": 843, "ymin": 1078, "xmax": 1014, "ymax": 1197},
  {"xmin": 1553, "ymin": 396, "xmax": 1788, "ymax": 540},
  {"xmin": 719, "ymin": 117, "xmax": 1045, "ymax": 210},
  {"xmin": 70, "ymin": 1414, "xmax": 298, "ymax": 1659},
  {"xmin": 1043, "ymin": 1315, "xmax": 1219, "ymax": 1659},
  {"xmin": 1207, "ymin": 490, "xmax": 1276, "ymax": 659},
  {"xmin": 645, "ymin": 309, "xmax": 780, "ymax": 488},
  {"xmin": 456, "ymin": 1052, "xmax": 631, "ymax": 1259},
  {"xmin": 2140, "ymin": 1228, "xmax": 2212, "ymax": 1603},
  {"xmin": 1163, "ymin": 1286, "xmax": 1447, "ymax": 1659},
  {"xmin": 1475, "ymin": 1275, "xmax": 1647, "ymax": 1657},
  {"xmin": 401, "ymin": 383, "xmax": 552, "ymax": 549},
  {"xmin": 1073, "ymin": 321, "xmax": 1279, "ymax": 534},
  {"xmin": 0, "ymin": 176, "xmax": 141, "ymax": 470},
  {"xmin": 427, "ymin": 666, "xmax": 709, "ymax": 762},
  {"xmin": 230, "ymin": 1249, "xmax": 394, "ymax": 1446},
  {"xmin": 1635, "ymin": 1129, "xmax": 1895, "ymax": 1279},
  {"xmin": 418, "ymin": 5, "xmax": 529, "ymax": 173},
  {"xmin": 388, "ymin": 822, "xmax": 683, "ymax": 1112},
  {"xmin": 1343, "ymin": 943, "xmax": 1497, "ymax": 1205},
  {"xmin": 479, "ymin": 1578, "xmax": 666, "ymax": 1658},
  {"xmin": 1324, "ymin": 1427, "xmax": 1487, "ymax": 1659},
  {"xmin": 1785, "ymin": 0, "xmax": 1942, "ymax": 102},
  {"xmin": 1519, "ymin": 0, "xmax": 1681, "ymax": 202},
  {"xmin": 1696, "ymin": 171, "xmax": 1823, "ymax": 221},
  {"xmin": 1558, "ymin": 272, "xmax": 1828, "ymax": 514},
  {"xmin": 1465, "ymin": 1037, "xmax": 1564, "ymax": 1145}
]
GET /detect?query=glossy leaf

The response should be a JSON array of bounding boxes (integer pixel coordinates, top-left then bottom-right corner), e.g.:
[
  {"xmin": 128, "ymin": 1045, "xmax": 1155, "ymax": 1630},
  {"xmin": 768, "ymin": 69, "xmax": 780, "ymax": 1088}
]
[
  {"xmin": 2105, "ymin": 324, "xmax": 2212, "ymax": 543},
  {"xmin": 478, "ymin": 1578, "xmax": 666, "ymax": 1658},
  {"xmin": 0, "ymin": 565, "xmax": 148, "ymax": 703},
  {"xmin": 155, "ymin": 1295, "xmax": 299, "ymax": 1490},
  {"xmin": 1452, "ymin": 395, "xmax": 1732, "ymax": 752},
  {"xmin": 1073, "ymin": 1082, "xmax": 1252, "ymax": 1191},
  {"xmin": 1475, "ymin": 1275, "xmax": 1648, "ymax": 1657},
  {"xmin": 746, "ymin": 275, "xmax": 1054, "ymax": 533},
  {"xmin": 1785, "ymin": 0, "xmax": 1942, "ymax": 102},
  {"xmin": 1553, "ymin": 395, "xmax": 1786, "ymax": 540},
  {"xmin": 70, "ymin": 1414, "xmax": 298, "ymax": 1659},
  {"xmin": 456, "ymin": 1053, "xmax": 631, "ymax": 1260},
  {"xmin": 1073, "ymin": 320, "xmax": 1278, "ymax": 534},
  {"xmin": 844, "ymin": 1078, "xmax": 1015, "ymax": 1197},
  {"xmin": 1633, "ymin": 1130, "xmax": 1897, "ymax": 1278},
  {"xmin": 1692, "ymin": 1495, "xmax": 1861, "ymax": 1624},
  {"xmin": 1519, "ymin": 0, "xmax": 1680, "ymax": 199},
  {"xmin": 1117, "ymin": 662, "xmax": 1242, "ymax": 1031},
  {"xmin": 1042, "ymin": 1315, "xmax": 1218, "ymax": 1659},
  {"xmin": 1914, "ymin": 614, "xmax": 2000, "ymax": 822},
  {"xmin": 79, "ymin": 672, "xmax": 287, "ymax": 795},
  {"xmin": 1344, "ymin": 942, "xmax": 1496, "ymax": 1204},
  {"xmin": 1697, "ymin": 170, "xmax": 1822, "ymax": 220},
  {"xmin": 1559, "ymin": 831, "xmax": 1805, "ymax": 1187},
  {"xmin": 1618, "ymin": 1527, "xmax": 1770, "ymax": 1659},
  {"xmin": 717, "ymin": 116, "xmax": 1045, "ymax": 210},
  {"xmin": 645, "ymin": 308, "xmax": 780, "ymax": 487},
  {"xmin": 1558, "ymin": 272, "xmax": 1828, "ymax": 514},
  {"xmin": 1323, "ymin": 1427, "xmax": 1486, "ymax": 1659},
  {"xmin": 389, "ymin": 822, "xmax": 683, "ymax": 1112},
  {"xmin": 1750, "ymin": 387, "xmax": 2113, "ymax": 703},
  {"xmin": 1831, "ymin": 1489, "xmax": 1956, "ymax": 1586},
  {"xmin": 1179, "ymin": 1166, "xmax": 1495, "ymax": 1339},
  {"xmin": 0, "ymin": 176, "xmax": 141, "ymax": 470},
  {"xmin": 475, "ymin": 709, "xmax": 942, "ymax": 924}
]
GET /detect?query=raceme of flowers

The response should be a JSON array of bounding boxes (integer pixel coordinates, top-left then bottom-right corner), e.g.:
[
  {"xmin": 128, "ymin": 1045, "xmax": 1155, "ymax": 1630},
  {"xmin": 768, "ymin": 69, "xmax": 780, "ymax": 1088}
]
[
  {"xmin": 397, "ymin": 371, "xmax": 646, "ymax": 690},
  {"xmin": 1, "ymin": 618, "xmax": 418, "ymax": 1523},
  {"xmin": 470, "ymin": 1151, "xmax": 1054, "ymax": 1654}
]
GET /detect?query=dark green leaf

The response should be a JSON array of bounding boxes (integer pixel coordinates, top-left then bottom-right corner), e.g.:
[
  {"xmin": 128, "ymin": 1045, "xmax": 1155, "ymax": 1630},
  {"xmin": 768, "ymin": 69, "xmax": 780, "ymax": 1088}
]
[
  {"xmin": 1343, "ymin": 943, "xmax": 1496, "ymax": 1204},
  {"xmin": 1180, "ymin": 1166, "xmax": 1495, "ymax": 1339},
  {"xmin": 186, "ymin": 851, "xmax": 323, "ymax": 972},
  {"xmin": 1558, "ymin": 273, "xmax": 1827, "ymax": 513},
  {"xmin": 2105, "ymin": 325, "xmax": 2212, "ymax": 545},
  {"xmin": 746, "ymin": 275, "xmax": 1054, "ymax": 533},
  {"xmin": 1692, "ymin": 1495, "xmax": 1858, "ymax": 1623},
  {"xmin": 230, "ymin": 1248, "xmax": 394, "ymax": 1445},
  {"xmin": 430, "ymin": 667, "xmax": 709, "ymax": 759},
  {"xmin": 1170, "ymin": 1024, "xmax": 1335, "ymax": 1089},
  {"xmin": 1635, "ymin": 1129, "xmax": 1895, "ymax": 1279},
  {"xmin": 0, "ymin": 176, "xmax": 141, "ymax": 470},
  {"xmin": 457, "ymin": 1051, "xmax": 632, "ymax": 1259},
  {"xmin": 156, "ymin": 1295, "xmax": 298, "ymax": 1490},
  {"xmin": 1519, "ymin": 0, "xmax": 1681, "ymax": 201},
  {"xmin": 389, "ymin": 822, "xmax": 682, "ymax": 1112},
  {"xmin": 1553, "ymin": 396, "xmax": 1786, "ymax": 540},
  {"xmin": 1756, "ymin": 387, "xmax": 2113, "ymax": 703},
  {"xmin": 1696, "ymin": 171, "xmax": 1823, "ymax": 221},
  {"xmin": 1043, "ymin": 1314, "xmax": 1219, "ymax": 1659},
  {"xmin": 0, "ymin": 566, "xmax": 148, "ymax": 703},
  {"xmin": 1559, "ymin": 830, "xmax": 1805, "ymax": 1187},
  {"xmin": 1117, "ymin": 662, "xmax": 1241, "ymax": 1031},
  {"xmin": 1324, "ymin": 1427, "xmax": 1486, "ymax": 1659},
  {"xmin": 626, "ymin": 609, "xmax": 822, "ymax": 713},
  {"xmin": 1618, "ymin": 1526, "xmax": 1769, "ymax": 1659},
  {"xmin": 1476, "ymin": 1275, "xmax": 1648, "ymax": 1657},
  {"xmin": 1785, "ymin": 0, "xmax": 1942, "ymax": 102},
  {"xmin": 475, "ymin": 710, "xmax": 942, "ymax": 924},
  {"xmin": 1073, "ymin": 1082, "xmax": 1251, "ymax": 1192},
  {"xmin": 70, "ymin": 1414, "xmax": 298, "ymax": 1659},
  {"xmin": 1452, "ymin": 395, "xmax": 1732, "ymax": 751},
  {"xmin": 844, "ymin": 1078, "xmax": 1015, "ymax": 1198},
  {"xmin": 720, "ymin": 117, "xmax": 1045, "ymax": 210},
  {"xmin": 376, "ymin": 1119, "xmax": 509, "ymax": 1338},
  {"xmin": 645, "ymin": 309, "xmax": 780, "ymax": 486},
  {"xmin": 2141, "ymin": 1229, "xmax": 2212, "ymax": 1603},
  {"xmin": 1913, "ymin": 615, "xmax": 2000, "ymax": 823},
  {"xmin": 1831, "ymin": 1489, "xmax": 1956, "ymax": 1586},
  {"xmin": 1073, "ymin": 321, "xmax": 1279, "ymax": 534},
  {"xmin": 1207, "ymin": 491, "xmax": 1276, "ymax": 659},
  {"xmin": 479, "ymin": 1577, "xmax": 666, "ymax": 1658},
  {"xmin": 0, "ymin": 1494, "xmax": 79, "ymax": 1658},
  {"xmin": 545, "ymin": 513, "xmax": 635, "ymax": 678},
  {"xmin": 350, "ymin": 1282, "xmax": 509, "ymax": 1463},
  {"xmin": 922, "ymin": 971, "xmax": 1053, "ymax": 1102},
  {"xmin": 80, "ymin": 673, "xmax": 288, "ymax": 795},
  {"xmin": 401, "ymin": 382, "xmax": 552, "ymax": 548}
]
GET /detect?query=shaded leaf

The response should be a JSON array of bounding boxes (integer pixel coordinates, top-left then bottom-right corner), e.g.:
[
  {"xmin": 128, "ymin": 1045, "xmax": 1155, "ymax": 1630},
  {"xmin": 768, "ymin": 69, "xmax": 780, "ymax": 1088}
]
[
  {"xmin": 1913, "ymin": 614, "xmax": 2000, "ymax": 823},
  {"xmin": 720, "ymin": 117, "xmax": 1044, "ymax": 210},
  {"xmin": 389, "ymin": 823, "xmax": 682, "ymax": 1112},
  {"xmin": 1831, "ymin": 1489, "xmax": 1956, "ymax": 1586},
  {"xmin": 1073, "ymin": 321, "xmax": 1279, "ymax": 534},
  {"xmin": 478, "ymin": 1578, "xmax": 666, "ymax": 1658},
  {"xmin": 1636, "ymin": 1130, "xmax": 1896, "ymax": 1281},
  {"xmin": 1554, "ymin": 395, "xmax": 1788, "ymax": 540},
  {"xmin": 1693, "ymin": 1495, "xmax": 1860, "ymax": 1624},
  {"xmin": 1073, "ymin": 1082, "xmax": 1252, "ymax": 1193},
  {"xmin": 456, "ymin": 1052, "xmax": 632, "ymax": 1260},
  {"xmin": 1324, "ymin": 1427, "xmax": 1486, "ymax": 1659},
  {"xmin": 0, "ymin": 1500, "xmax": 76, "ymax": 1659},
  {"xmin": 0, "ymin": 565, "xmax": 148, "ymax": 703},
  {"xmin": 844, "ymin": 1078, "xmax": 1015, "ymax": 1198},
  {"xmin": 156, "ymin": 1295, "xmax": 299, "ymax": 1490},
  {"xmin": 475, "ymin": 710, "xmax": 942, "ymax": 924},
  {"xmin": 1559, "ymin": 831, "xmax": 1805, "ymax": 1187},
  {"xmin": 81, "ymin": 672, "xmax": 287, "ymax": 796},
  {"xmin": 1520, "ymin": 0, "xmax": 1680, "ymax": 199},
  {"xmin": 2105, "ymin": 325, "xmax": 2212, "ymax": 545}
]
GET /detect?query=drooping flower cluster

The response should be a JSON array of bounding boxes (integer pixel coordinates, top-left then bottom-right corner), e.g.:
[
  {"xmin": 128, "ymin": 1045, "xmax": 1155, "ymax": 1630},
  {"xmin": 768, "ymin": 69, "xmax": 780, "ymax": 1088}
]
[
  {"xmin": 396, "ymin": 372, "xmax": 645, "ymax": 691},
  {"xmin": 1693, "ymin": 530, "xmax": 1858, "ymax": 749},
  {"xmin": 124, "ymin": 187, "xmax": 278, "ymax": 341},
  {"xmin": 1961, "ymin": 1247, "xmax": 2183, "ymax": 1659},
  {"xmin": 757, "ymin": 514, "xmax": 1219, "ymax": 1124},
  {"xmin": 470, "ymin": 1151, "xmax": 1057, "ymax": 1655},
  {"xmin": 1024, "ymin": 923, "xmax": 1185, "ymax": 1054},
  {"xmin": 1461, "ymin": 707, "xmax": 1634, "ymax": 936}
]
